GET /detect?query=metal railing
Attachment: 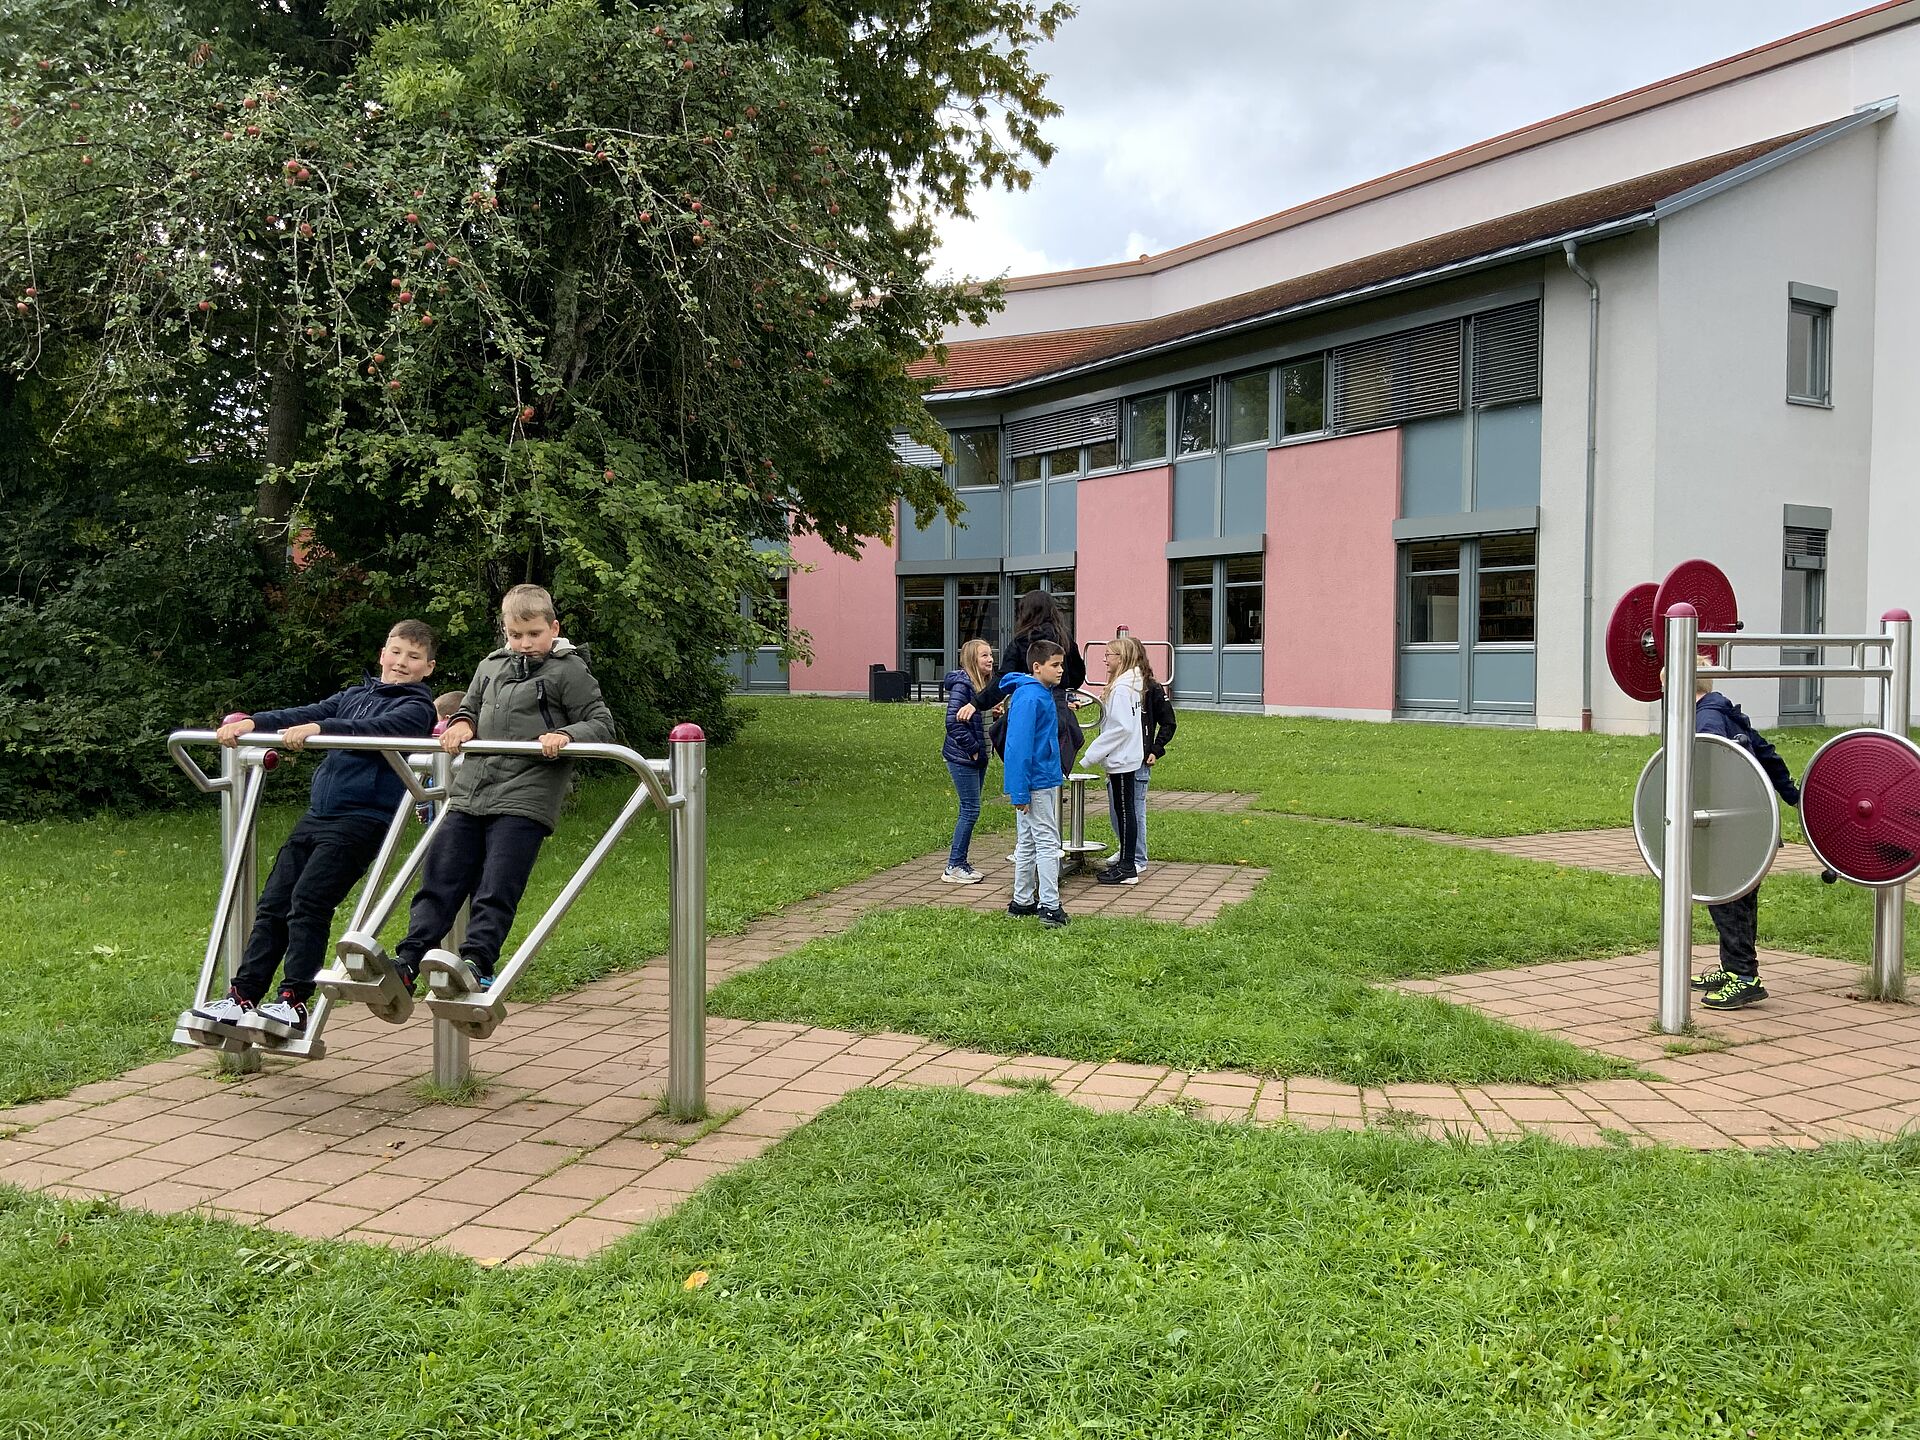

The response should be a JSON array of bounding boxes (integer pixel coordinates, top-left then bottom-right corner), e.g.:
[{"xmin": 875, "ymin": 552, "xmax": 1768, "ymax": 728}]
[{"xmin": 165, "ymin": 726, "xmax": 711, "ymax": 1117}]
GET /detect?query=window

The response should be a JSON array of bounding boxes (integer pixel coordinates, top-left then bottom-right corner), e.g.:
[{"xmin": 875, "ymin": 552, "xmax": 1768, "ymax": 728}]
[
  {"xmin": 1087, "ymin": 439, "xmax": 1119, "ymax": 471},
  {"xmin": 1788, "ymin": 299, "xmax": 1832, "ymax": 406},
  {"xmin": 1281, "ymin": 357, "xmax": 1325, "ymax": 437},
  {"xmin": 1012, "ymin": 454, "xmax": 1042, "ymax": 483},
  {"xmin": 1226, "ymin": 371, "xmax": 1270, "ymax": 448},
  {"xmin": 1012, "ymin": 570, "xmax": 1075, "ymax": 640},
  {"xmin": 903, "ymin": 576, "xmax": 945, "ymax": 680},
  {"xmin": 1175, "ymin": 559, "xmax": 1213, "ymax": 645},
  {"xmin": 957, "ymin": 575, "xmax": 1000, "ymax": 649},
  {"xmin": 1176, "ymin": 383, "xmax": 1215, "ymax": 455},
  {"xmin": 1127, "ymin": 393, "xmax": 1167, "ymax": 463},
  {"xmin": 1406, "ymin": 541, "xmax": 1460, "ymax": 645},
  {"xmin": 1222, "ymin": 555, "xmax": 1264, "ymax": 645},
  {"xmin": 950, "ymin": 428, "xmax": 999, "ymax": 487},
  {"xmin": 1045, "ymin": 446, "xmax": 1080, "ymax": 479},
  {"xmin": 1476, "ymin": 533, "xmax": 1534, "ymax": 643}
]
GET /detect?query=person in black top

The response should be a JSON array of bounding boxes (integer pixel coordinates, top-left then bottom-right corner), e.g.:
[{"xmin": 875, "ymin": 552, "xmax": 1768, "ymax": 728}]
[{"xmin": 959, "ymin": 589, "xmax": 1087, "ymax": 771}]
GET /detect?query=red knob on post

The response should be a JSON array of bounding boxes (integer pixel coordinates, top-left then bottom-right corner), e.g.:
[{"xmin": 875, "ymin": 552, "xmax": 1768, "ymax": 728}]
[{"xmin": 262, "ymin": 750, "xmax": 280, "ymax": 770}]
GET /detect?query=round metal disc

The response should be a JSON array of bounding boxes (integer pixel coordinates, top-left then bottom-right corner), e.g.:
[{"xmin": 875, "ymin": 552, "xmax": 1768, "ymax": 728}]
[
  {"xmin": 1605, "ymin": 582, "xmax": 1661, "ymax": 701},
  {"xmin": 1800, "ymin": 729, "xmax": 1920, "ymax": 887},
  {"xmin": 1652, "ymin": 559, "xmax": 1740, "ymax": 661},
  {"xmin": 1633, "ymin": 733, "xmax": 1782, "ymax": 904}
]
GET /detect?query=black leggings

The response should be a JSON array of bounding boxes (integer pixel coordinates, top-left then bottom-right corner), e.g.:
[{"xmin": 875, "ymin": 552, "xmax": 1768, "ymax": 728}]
[{"xmin": 1106, "ymin": 771, "xmax": 1141, "ymax": 875}]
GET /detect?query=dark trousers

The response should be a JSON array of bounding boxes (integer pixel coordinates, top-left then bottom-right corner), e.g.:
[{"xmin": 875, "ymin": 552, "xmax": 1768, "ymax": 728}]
[
  {"xmin": 233, "ymin": 810, "xmax": 389, "ymax": 1003},
  {"xmin": 1106, "ymin": 771, "xmax": 1142, "ymax": 876},
  {"xmin": 947, "ymin": 760, "xmax": 984, "ymax": 868},
  {"xmin": 396, "ymin": 810, "xmax": 549, "ymax": 974},
  {"xmin": 1707, "ymin": 889, "xmax": 1760, "ymax": 978}
]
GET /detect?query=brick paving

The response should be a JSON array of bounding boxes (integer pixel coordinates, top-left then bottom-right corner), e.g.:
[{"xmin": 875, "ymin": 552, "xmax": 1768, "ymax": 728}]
[{"xmin": 1, "ymin": 807, "xmax": 1912, "ymax": 1265}]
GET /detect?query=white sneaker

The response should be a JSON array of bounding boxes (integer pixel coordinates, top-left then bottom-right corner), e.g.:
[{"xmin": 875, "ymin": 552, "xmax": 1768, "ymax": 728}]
[
  {"xmin": 942, "ymin": 864, "xmax": 982, "ymax": 885},
  {"xmin": 190, "ymin": 994, "xmax": 251, "ymax": 1026}
]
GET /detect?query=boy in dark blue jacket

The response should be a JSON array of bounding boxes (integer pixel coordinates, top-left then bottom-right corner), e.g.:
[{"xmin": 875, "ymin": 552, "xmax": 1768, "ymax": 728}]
[
  {"xmin": 191, "ymin": 621, "xmax": 438, "ymax": 1038},
  {"xmin": 1003, "ymin": 641, "xmax": 1069, "ymax": 927},
  {"xmin": 1692, "ymin": 678, "xmax": 1800, "ymax": 1010}
]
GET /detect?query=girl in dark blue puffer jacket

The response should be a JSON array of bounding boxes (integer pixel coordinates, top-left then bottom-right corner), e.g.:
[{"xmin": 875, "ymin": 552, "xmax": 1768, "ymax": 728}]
[{"xmin": 940, "ymin": 639, "xmax": 995, "ymax": 883}]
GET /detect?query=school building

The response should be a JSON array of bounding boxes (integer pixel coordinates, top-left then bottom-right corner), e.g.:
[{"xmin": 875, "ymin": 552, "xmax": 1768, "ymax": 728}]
[{"xmin": 736, "ymin": 2, "xmax": 1920, "ymax": 732}]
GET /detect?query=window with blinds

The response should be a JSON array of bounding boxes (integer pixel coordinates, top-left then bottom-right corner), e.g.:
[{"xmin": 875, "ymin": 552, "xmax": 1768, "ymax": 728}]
[
  {"xmin": 1784, "ymin": 526, "xmax": 1828, "ymax": 570},
  {"xmin": 1329, "ymin": 319, "xmax": 1463, "ymax": 432},
  {"xmin": 1471, "ymin": 302, "xmax": 1541, "ymax": 407},
  {"xmin": 890, "ymin": 434, "xmax": 944, "ymax": 470},
  {"xmin": 1006, "ymin": 402, "xmax": 1119, "ymax": 458}
]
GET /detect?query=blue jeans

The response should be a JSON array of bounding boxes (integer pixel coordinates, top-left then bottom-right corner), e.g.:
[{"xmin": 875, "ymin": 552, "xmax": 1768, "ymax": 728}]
[
  {"xmin": 947, "ymin": 761, "xmax": 984, "ymax": 868},
  {"xmin": 1013, "ymin": 786, "xmax": 1062, "ymax": 910},
  {"xmin": 1107, "ymin": 766, "xmax": 1152, "ymax": 869}
]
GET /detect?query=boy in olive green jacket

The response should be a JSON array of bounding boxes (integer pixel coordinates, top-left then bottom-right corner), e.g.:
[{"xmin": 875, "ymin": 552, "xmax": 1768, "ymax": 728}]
[{"xmin": 393, "ymin": 584, "xmax": 614, "ymax": 993}]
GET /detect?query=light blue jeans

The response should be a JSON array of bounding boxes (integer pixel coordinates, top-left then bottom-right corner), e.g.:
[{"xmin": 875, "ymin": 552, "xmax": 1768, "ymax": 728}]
[
  {"xmin": 1107, "ymin": 766, "xmax": 1152, "ymax": 869},
  {"xmin": 1013, "ymin": 786, "xmax": 1061, "ymax": 910}
]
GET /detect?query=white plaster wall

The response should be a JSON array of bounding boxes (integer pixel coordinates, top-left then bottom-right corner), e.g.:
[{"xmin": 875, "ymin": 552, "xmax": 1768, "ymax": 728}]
[
  {"xmin": 1855, "ymin": 29, "xmax": 1920, "ymax": 635},
  {"xmin": 1652, "ymin": 127, "xmax": 1882, "ymax": 731},
  {"xmin": 1536, "ymin": 256, "xmax": 1597, "ymax": 731},
  {"xmin": 955, "ymin": 42, "xmax": 1878, "ymax": 341}
]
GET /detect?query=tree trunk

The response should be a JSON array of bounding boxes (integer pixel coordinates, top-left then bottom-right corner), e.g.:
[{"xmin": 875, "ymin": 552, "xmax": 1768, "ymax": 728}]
[{"xmin": 257, "ymin": 351, "xmax": 303, "ymax": 542}]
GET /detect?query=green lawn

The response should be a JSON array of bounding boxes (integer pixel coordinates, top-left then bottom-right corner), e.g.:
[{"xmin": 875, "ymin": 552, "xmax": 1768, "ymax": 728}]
[{"xmin": 6, "ymin": 1088, "xmax": 1919, "ymax": 1439}]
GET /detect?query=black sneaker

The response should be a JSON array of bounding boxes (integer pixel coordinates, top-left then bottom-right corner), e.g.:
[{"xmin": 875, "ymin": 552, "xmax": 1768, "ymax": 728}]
[
  {"xmin": 252, "ymin": 992, "xmax": 309, "ymax": 1039},
  {"xmin": 1702, "ymin": 974, "xmax": 1768, "ymax": 1010},
  {"xmin": 393, "ymin": 959, "xmax": 420, "ymax": 997},
  {"xmin": 1690, "ymin": 966, "xmax": 1735, "ymax": 992},
  {"xmin": 1007, "ymin": 901, "xmax": 1039, "ymax": 918},
  {"xmin": 1038, "ymin": 906, "xmax": 1069, "ymax": 928},
  {"xmin": 461, "ymin": 955, "xmax": 496, "ymax": 992},
  {"xmin": 1096, "ymin": 865, "xmax": 1138, "ymax": 887}
]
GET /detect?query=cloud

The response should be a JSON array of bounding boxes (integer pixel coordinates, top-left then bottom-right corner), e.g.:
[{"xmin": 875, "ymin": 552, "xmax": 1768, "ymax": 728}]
[{"xmin": 933, "ymin": 0, "xmax": 1859, "ymax": 278}]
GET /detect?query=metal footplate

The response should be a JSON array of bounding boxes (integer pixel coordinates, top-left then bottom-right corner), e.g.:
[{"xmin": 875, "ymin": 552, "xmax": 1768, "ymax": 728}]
[
  {"xmin": 424, "ymin": 992, "xmax": 508, "ymax": 1040},
  {"xmin": 316, "ymin": 931, "xmax": 416, "ymax": 1024},
  {"xmin": 174, "ymin": 1010, "xmax": 253, "ymax": 1053},
  {"xmin": 419, "ymin": 947, "xmax": 484, "ymax": 997}
]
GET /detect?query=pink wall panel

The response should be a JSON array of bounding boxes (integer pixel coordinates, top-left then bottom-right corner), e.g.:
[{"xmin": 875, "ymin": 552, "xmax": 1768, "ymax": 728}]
[
  {"xmin": 1074, "ymin": 466, "xmax": 1173, "ymax": 669},
  {"xmin": 787, "ymin": 528, "xmax": 899, "ymax": 693},
  {"xmin": 1265, "ymin": 432, "xmax": 1400, "ymax": 712}
]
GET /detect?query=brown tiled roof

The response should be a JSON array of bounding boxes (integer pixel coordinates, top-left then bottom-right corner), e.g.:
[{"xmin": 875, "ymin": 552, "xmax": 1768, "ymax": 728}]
[{"xmin": 916, "ymin": 127, "xmax": 1823, "ymax": 397}]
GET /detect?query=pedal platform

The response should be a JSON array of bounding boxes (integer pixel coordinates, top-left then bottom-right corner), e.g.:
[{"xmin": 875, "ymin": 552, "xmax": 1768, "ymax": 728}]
[
  {"xmin": 424, "ymin": 993, "xmax": 508, "ymax": 1040},
  {"xmin": 316, "ymin": 930, "xmax": 415, "ymax": 1024},
  {"xmin": 174, "ymin": 1011, "xmax": 327, "ymax": 1060}
]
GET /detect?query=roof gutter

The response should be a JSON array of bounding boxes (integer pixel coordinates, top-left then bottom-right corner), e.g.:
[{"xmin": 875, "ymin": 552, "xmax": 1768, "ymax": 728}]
[{"xmin": 926, "ymin": 212, "xmax": 1657, "ymax": 405}]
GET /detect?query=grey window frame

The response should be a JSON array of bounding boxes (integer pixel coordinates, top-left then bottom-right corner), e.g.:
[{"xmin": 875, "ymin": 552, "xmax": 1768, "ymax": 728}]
[
  {"xmin": 1279, "ymin": 355, "xmax": 1328, "ymax": 440},
  {"xmin": 1171, "ymin": 554, "xmax": 1264, "ymax": 705},
  {"xmin": 1787, "ymin": 294, "xmax": 1833, "ymax": 408},
  {"xmin": 1126, "ymin": 391, "xmax": 1169, "ymax": 465},
  {"xmin": 1396, "ymin": 532, "xmax": 1535, "ymax": 717}
]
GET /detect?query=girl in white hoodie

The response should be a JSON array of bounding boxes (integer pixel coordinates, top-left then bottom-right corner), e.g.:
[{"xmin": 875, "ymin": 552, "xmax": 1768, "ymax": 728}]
[{"xmin": 1082, "ymin": 635, "xmax": 1148, "ymax": 886}]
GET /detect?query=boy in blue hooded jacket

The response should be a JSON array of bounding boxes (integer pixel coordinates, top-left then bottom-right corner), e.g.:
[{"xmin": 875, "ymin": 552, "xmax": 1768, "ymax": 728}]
[
  {"xmin": 1691, "ymin": 674, "xmax": 1800, "ymax": 1010},
  {"xmin": 1002, "ymin": 640, "xmax": 1069, "ymax": 927}
]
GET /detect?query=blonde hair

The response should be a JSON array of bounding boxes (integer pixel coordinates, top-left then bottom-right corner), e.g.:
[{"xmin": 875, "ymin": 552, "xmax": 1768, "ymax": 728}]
[
  {"xmin": 501, "ymin": 583, "xmax": 557, "ymax": 624},
  {"xmin": 1107, "ymin": 635, "xmax": 1148, "ymax": 687},
  {"xmin": 959, "ymin": 638, "xmax": 992, "ymax": 691}
]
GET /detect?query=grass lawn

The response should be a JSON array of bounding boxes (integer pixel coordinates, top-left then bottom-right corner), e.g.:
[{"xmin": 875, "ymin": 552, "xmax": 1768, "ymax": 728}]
[
  {"xmin": 5, "ymin": 1087, "xmax": 1919, "ymax": 1438},
  {"xmin": 0, "ymin": 700, "xmax": 1008, "ymax": 1106}
]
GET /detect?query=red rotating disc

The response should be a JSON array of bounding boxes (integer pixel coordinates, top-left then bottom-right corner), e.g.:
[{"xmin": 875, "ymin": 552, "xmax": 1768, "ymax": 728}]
[
  {"xmin": 1652, "ymin": 559, "xmax": 1740, "ymax": 661},
  {"xmin": 1801, "ymin": 730, "xmax": 1920, "ymax": 887},
  {"xmin": 1605, "ymin": 582, "xmax": 1661, "ymax": 701}
]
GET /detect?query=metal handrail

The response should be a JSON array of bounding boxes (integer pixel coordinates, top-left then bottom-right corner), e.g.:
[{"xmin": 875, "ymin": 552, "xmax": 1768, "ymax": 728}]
[{"xmin": 166, "ymin": 730, "xmax": 679, "ymax": 815}]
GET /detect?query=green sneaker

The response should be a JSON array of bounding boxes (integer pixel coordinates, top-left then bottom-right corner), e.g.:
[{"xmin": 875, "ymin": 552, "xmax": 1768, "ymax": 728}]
[
  {"xmin": 1690, "ymin": 966, "xmax": 1735, "ymax": 992},
  {"xmin": 1702, "ymin": 974, "xmax": 1768, "ymax": 1010}
]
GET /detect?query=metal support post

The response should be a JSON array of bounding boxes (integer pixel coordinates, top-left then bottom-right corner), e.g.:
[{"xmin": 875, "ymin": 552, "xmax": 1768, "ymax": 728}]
[
  {"xmin": 430, "ymin": 750, "xmax": 474, "ymax": 1088},
  {"xmin": 1658, "ymin": 604, "xmax": 1699, "ymax": 1035},
  {"xmin": 1870, "ymin": 610, "xmax": 1912, "ymax": 1000},
  {"xmin": 217, "ymin": 745, "xmax": 264, "ymax": 1074},
  {"xmin": 667, "ymin": 724, "xmax": 708, "ymax": 1120}
]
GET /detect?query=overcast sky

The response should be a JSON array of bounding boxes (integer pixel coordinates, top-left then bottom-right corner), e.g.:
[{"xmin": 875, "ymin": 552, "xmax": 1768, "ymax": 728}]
[{"xmin": 931, "ymin": 0, "xmax": 1868, "ymax": 280}]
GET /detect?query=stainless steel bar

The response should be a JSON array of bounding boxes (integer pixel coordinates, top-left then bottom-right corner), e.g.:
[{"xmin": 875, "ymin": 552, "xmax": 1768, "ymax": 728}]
[
  {"xmin": 429, "ymin": 750, "xmax": 472, "ymax": 1089},
  {"xmin": 192, "ymin": 754, "xmax": 268, "ymax": 1012},
  {"xmin": 220, "ymin": 754, "xmax": 269, "ymax": 1074},
  {"xmin": 1658, "ymin": 605, "xmax": 1699, "ymax": 1035},
  {"xmin": 1697, "ymin": 666, "xmax": 1893, "ymax": 682},
  {"xmin": 1697, "ymin": 632, "xmax": 1893, "ymax": 648},
  {"xmin": 343, "ymin": 782, "xmax": 425, "ymax": 937},
  {"xmin": 1870, "ymin": 611, "xmax": 1912, "ymax": 1001},
  {"xmin": 667, "ymin": 725, "xmax": 708, "ymax": 1120}
]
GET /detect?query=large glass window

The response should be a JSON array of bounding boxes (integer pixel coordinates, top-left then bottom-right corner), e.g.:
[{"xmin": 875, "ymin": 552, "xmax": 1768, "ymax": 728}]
[
  {"xmin": 1176, "ymin": 559, "xmax": 1213, "ymax": 646},
  {"xmin": 957, "ymin": 575, "xmax": 1000, "ymax": 649},
  {"xmin": 1176, "ymin": 383, "xmax": 1215, "ymax": 455},
  {"xmin": 1406, "ymin": 541, "xmax": 1461, "ymax": 645},
  {"xmin": 1281, "ymin": 357, "xmax": 1326, "ymax": 437},
  {"xmin": 1226, "ymin": 371, "xmax": 1270, "ymax": 448},
  {"xmin": 1127, "ymin": 393, "xmax": 1167, "ymax": 464},
  {"xmin": 1223, "ymin": 555, "xmax": 1264, "ymax": 645},
  {"xmin": 1012, "ymin": 569, "xmax": 1074, "ymax": 640},
  {"xmin": 903, "ymin": 576, "xmax": 945, "ymax": 681},
  {"xmin": 1476, "ymin": 533, "xmax": 1535, "ymax": 643},
  {"xmin": 950, "ymin": 428, "xmax": 1000, "ymax": 488},
  {"xmin": 1787, "ymin": 300, "xmax": 1832, "ymax": 406}
]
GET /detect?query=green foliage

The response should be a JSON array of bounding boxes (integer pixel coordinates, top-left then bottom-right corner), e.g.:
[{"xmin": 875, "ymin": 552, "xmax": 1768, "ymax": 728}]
[{"xmin": 0, "ymin": 0, "xmax": 1073, "ymax": 810}]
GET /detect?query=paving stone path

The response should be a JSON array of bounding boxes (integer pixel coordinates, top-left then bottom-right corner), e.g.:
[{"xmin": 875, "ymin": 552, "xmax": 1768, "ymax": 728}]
[{"xmin": 1, "ymin": 805, "xmax": 1912, "ymax": 1265}]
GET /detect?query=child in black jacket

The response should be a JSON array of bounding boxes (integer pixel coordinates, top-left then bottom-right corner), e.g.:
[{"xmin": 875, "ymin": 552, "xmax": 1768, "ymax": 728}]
[{"xmin": 191, "ymin": 621, "xmax": 438, "ymax": 1039}]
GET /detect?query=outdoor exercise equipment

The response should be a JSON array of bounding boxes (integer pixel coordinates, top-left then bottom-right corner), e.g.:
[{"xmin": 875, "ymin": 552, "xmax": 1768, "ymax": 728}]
[
  {"xmin": 1607, "ymin": 559, "xmax": 1912, "ymax": 1029},
  {"xmin": 166, "ymin": 724, "xmax": 713, "ymax": 1118},
  {"xmin": 1799, "ymin": 729, "xmax": 1920, "ymax": 888},
  {"xmin": 1631, "ymin": 735, "xmax": 1780, "ymax": 905}
]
